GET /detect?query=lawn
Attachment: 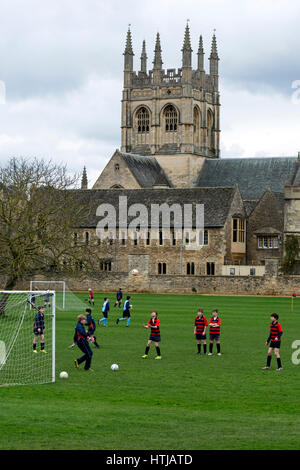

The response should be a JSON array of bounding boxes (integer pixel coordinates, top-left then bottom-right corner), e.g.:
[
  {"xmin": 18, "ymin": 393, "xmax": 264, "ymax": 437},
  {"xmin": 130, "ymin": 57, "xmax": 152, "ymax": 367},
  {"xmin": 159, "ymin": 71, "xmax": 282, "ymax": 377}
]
[{"xmin": 0, "ymin": 292, "xmax": 299, "ymax": 450}]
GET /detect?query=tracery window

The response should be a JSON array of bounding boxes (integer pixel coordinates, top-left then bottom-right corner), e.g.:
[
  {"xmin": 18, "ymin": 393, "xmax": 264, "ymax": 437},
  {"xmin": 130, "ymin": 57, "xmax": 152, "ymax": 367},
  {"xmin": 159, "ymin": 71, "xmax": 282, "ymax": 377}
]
[
  {"xmin": 164, "ymin": 105, "xmax": 177, "ymax": 132},
  {"xmin": 137, "ymin": 107, "xmax": 150, "ymax": 133}
]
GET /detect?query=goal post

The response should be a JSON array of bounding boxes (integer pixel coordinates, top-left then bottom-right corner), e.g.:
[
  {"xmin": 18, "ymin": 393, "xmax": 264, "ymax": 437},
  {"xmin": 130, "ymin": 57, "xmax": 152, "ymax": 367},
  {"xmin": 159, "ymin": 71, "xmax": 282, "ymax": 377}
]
[
  {"xmin": 0, "ymin": 290, "xmax": 55, "ymax": 387},
  {"xmin": 30, "ymin": 280, "xmax": 65, "ymax": 310}
]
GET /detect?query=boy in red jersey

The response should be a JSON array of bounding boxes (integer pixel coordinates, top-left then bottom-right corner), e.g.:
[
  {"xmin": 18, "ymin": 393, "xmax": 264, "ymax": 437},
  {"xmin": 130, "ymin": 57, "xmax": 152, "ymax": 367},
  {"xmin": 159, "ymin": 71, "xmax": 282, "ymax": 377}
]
[
  {"xmin": 142, "ymin": 311, "xmax": 161, "ymax": 359},
  {"xmin": 88, "ymin": 288, "xmax": 94, "ymax": 306},
  {"xmin": 262, "ymin": 313, "xmax": 283, "ymax": 371},
  {"xmin": 208, "ymin": 309, "xmax": 221, "ymax": 356},
  {"xmin": 194, "ymin": 309, "xmax": 208, "ymax": 355}
]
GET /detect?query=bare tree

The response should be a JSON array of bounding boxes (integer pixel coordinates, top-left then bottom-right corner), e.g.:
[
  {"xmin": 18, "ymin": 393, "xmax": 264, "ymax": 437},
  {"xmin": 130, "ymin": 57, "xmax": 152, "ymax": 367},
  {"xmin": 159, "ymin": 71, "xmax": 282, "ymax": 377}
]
[{"xmin": 0, "ymin": 158, "xmax": 102, "ymax": 306}]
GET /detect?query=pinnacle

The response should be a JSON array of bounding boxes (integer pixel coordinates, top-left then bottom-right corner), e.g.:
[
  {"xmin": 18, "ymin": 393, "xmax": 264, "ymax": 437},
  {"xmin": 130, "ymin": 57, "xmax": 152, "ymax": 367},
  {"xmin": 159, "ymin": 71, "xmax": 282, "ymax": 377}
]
[
  {"xmin": 153, "ymin": 32, "xmax": 163, "ymax": 69},
  {"xmin": 124, "ymin": 28, "xmax": 134, "ymax": 55},
  {"xmin": 182, "ymin": 23, "xmax": 192, "ymax": 51}
]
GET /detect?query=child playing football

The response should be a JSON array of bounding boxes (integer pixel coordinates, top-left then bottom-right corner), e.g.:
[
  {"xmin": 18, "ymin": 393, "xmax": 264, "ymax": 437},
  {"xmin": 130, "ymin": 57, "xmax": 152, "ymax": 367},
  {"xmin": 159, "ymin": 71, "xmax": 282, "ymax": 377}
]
[
  {"xmin": 194, "ymin": 309, "xmax": 208, "ymax": 355},
  {"xmin": 208, "ymin": 309, "xmax": 221, "ymax": 356},
  {"xmin": 86, "ymin": 308, "xmax": 99, "ymax": 348},
  {"xmin": 44, "ymin": 290, "xmax": 52, "ymax": 309},
  {"xmin": 116, "ymin": 295, "xmax": 132, "ymax": 327},
  {"xmin": 99, "ymin": 297, "xmax": 110, "ymax": 326},
  {"xmin": 114, "ymin": 288, "xmax": 123, "ymax": 308},
  {"xmin": 87, "ymin": 288, "xmax": 95, "ymax": 306},
  {"xmin": 32, "ymin": 306, "xmax": 47, "ymax": 354},
  {"xmin": 262, "ymin": 313, "xmax": 283, "ymax": 371},
  {"xmin": 142, "ymin": 311, "xmax": 161, "ymax": 359},
  {"xmin": 74, "ymin": 314, "xmax": 93, "ymax": 371}
]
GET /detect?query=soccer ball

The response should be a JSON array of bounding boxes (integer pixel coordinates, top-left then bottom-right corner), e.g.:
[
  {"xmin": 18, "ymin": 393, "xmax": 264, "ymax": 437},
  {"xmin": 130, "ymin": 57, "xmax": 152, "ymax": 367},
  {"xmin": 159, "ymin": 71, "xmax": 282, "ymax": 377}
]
[
  {"xmin": 131, "ymin": 269, "xmax": 139, "ymax": 275},
  {"xmin": 59, "ymin": 371, "xmax": 68, "ymax": 379},
  {"xmin": 111, "ymin": 364, "xmax": 119, "ymax": 371}
]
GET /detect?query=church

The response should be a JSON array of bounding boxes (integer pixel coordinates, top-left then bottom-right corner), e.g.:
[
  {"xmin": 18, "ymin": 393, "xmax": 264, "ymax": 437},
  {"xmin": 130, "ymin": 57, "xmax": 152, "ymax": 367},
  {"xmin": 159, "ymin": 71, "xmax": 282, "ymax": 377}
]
[{"xmin": 75, "ymin": 25, "xmax": 300, "ymax": 292}]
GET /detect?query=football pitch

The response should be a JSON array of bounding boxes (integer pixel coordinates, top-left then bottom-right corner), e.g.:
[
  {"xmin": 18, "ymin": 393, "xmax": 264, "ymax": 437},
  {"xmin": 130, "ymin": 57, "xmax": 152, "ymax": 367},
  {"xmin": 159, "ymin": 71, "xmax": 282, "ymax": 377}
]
[{"xmin": 1, "ymin": 292, "xmax": 300, "ymax": 450}]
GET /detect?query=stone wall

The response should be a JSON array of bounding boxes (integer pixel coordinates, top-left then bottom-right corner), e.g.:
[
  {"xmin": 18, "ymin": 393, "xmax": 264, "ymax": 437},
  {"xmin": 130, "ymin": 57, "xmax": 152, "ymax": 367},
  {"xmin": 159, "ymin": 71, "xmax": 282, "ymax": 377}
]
[{"xmin": 7, "ymin": 271, "xmax": 300, "ymax": 297}]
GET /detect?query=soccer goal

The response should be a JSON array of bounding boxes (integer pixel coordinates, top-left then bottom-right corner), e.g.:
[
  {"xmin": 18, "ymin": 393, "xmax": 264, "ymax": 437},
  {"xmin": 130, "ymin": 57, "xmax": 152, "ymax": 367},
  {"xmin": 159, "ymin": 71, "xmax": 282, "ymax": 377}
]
[
  {"xmin": 30, "ymin": 280, "xmax": 65, "ymax": 310},
  {"xmin": 30, "ymin": 280, "xmax": 91, "ymax": 313},
  {"xmin": 0, "ymin": 290, "xmax": 55, "ymax": 387}
]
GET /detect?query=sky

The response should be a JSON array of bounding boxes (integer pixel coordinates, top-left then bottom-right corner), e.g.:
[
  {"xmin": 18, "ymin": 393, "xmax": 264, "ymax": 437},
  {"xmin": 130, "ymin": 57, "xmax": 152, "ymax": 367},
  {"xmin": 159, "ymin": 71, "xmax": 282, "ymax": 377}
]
[{"xmin": 0, "ymin": 0, "xmax": 300, "ymax": 187}]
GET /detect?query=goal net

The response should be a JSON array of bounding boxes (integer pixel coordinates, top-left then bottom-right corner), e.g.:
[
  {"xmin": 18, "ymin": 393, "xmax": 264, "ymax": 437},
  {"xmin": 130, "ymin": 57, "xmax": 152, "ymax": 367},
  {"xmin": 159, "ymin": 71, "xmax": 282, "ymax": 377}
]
[
  {"xmin": 30, "ymin": 280, "xmax": 65, "ymax": 310},
  {"xmin": 29, "ymin": 280, "xmax": 90, "ymax": 313},
  {"xmin": 0, "ymin": 291, "xmax": 55, "ymax": 387}
]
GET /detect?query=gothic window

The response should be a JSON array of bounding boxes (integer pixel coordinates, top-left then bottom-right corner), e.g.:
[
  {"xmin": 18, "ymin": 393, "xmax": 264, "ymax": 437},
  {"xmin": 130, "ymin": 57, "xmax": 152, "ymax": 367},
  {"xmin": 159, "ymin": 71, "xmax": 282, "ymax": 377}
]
[
  {"xmin": 137, "ymin": 107, "xmax": 150, "ymax": 133},
  {"xmin": 193, "ymin": 107, "xmax": 200, "ymax": 148},
  {"xmin": 158, "ymin": 262, "xmax": 167, "ymax": 275},
  {"xmin": 164, "ymin": 105, "xmax": 178, "ymax": 132},
  {"xmin": 187, "ymin": 262, "xmax": 195, "ymax": 275},
  {"xmin": 100, "ymin": 261, "xmax": 112, "ymax": 272},
  {"xmin": 207, "ymin": 109, "xmax": 214, "ymax": 149}
]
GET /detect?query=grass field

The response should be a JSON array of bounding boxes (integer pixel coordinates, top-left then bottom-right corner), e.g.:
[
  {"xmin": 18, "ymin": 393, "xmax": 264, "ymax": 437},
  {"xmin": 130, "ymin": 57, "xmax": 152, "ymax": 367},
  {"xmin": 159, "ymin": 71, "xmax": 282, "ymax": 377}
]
[{"xmin": 1, "ymin": 292, "xmax": 300, "ymax": 450}]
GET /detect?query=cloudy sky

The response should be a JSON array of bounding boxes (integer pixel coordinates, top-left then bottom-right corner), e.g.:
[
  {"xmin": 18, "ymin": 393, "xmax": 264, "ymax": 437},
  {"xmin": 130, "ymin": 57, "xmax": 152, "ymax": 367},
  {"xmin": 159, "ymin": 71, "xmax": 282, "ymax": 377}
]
[{"xmin": 0, "ymin": 0, "xmax": 300, "ymax": 187}]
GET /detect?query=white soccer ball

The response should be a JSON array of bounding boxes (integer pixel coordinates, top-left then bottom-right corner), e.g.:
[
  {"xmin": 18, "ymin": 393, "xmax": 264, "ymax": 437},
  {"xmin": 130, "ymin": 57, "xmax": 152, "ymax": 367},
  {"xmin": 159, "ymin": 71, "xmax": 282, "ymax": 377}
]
[
  {"xmin": 131, "ymin": 269, "xmax": 139, "ymax": 275},
  {"xmin": 59, "ymin": 371, "xmax": 68, "ymax": 379},
  {"xmin": 111, "ymin": 364, "xmax": 119, "ymax": 371}
]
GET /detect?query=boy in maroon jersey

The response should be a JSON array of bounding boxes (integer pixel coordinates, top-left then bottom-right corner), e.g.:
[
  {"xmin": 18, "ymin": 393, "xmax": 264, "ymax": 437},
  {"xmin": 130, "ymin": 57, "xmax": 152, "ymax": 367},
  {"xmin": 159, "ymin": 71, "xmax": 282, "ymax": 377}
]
[
  {"xmin": 194, "ymin": 309, "xmax": 208, "ymax": 355},
  {"xmin": 88, "ymin": 288, "xmax": 94, "ymax": 306},
  {"xmin": 142, "ymin": 311, "xmax": 161, "ymax": 359},
  {"xmin": 262, "ymin": 313, "xmax": 283, "ymax": 371},
  {"xmin": 208, "ymin": 309, "xmax": 221, "ymax": 356}
]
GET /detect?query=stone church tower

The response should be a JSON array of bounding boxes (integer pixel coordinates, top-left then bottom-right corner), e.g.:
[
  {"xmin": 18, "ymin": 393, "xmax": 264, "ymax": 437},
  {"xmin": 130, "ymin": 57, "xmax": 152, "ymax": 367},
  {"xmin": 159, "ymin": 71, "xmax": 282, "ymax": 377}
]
[{"xmin": 121, "ymin": 24, "xmax": 220, "ymax": 187}]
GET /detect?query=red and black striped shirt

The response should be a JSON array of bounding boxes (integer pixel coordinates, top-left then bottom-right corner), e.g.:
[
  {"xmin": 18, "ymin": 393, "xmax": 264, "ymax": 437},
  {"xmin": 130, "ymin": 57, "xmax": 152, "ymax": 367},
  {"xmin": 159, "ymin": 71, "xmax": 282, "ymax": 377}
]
[
  {"xmin": 195, "ymin": 315, "xmax": 208, "ymax": 334},
  {"xmin": 209, "ymin": 316, "xmax": 221, "ymax": 335},
  {"xmin": 148, "ymin": 317, "xmax": 160, "ymax": 336},
  {"xmin": 268, "ymin": 321, "xmax": 283, "ymax": 342}
]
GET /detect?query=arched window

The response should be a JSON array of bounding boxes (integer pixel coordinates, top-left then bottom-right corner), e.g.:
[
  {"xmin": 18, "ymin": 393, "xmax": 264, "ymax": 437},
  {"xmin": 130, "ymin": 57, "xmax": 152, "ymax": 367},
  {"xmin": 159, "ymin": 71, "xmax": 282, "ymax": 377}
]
[
  {"xmin": 137, "ymin": 107, "xmax": 150, "ymax": 133},
  {"xmin": 164, "ymin": 105, "xmax": 178, "ymax": 132},
  {"xmin": 207, "ymin": 109, "xmax": 214, "ymax": 149},
  {"xmin": 193, "ymin": 107, "xmax": 200, "ymax": 148},
  {"xmin": 158, "ymin": 262, "xmax": 167, "ymax": 275},
  {"xmin": 187, "ymin": 262, "xmax": 195, "ymax": 275}
]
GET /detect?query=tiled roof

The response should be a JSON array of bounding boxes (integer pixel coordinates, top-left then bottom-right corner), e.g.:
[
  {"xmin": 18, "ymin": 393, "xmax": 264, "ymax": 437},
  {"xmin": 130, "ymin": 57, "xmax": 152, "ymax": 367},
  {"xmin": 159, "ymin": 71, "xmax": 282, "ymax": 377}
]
[
  {"xmin": 73, "ymin": 186, "xmax": 236, "ymax": 229},
  {"xmin": 118, "ymin": 151, "xmax": 173, "ymax": 188},
  {"xmin": 196, "ymin": 157, "xmax": 298, "ymax": 198}
]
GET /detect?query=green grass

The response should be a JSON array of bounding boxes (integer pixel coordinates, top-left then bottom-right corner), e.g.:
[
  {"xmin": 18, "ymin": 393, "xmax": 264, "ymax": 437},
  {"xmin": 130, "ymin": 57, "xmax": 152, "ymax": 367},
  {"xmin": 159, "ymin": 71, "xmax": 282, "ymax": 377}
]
[{"xmin": 1, "ymin": 292, "xmax": 300, "ymax": 450}]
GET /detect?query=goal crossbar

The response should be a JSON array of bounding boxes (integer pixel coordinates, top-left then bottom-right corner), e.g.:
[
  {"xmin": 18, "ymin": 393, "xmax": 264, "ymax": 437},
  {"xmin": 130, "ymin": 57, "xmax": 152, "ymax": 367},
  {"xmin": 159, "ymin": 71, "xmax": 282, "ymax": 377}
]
[{"xmin": 30, "ymin": 281, "xmax": 65, "ymax": 309}]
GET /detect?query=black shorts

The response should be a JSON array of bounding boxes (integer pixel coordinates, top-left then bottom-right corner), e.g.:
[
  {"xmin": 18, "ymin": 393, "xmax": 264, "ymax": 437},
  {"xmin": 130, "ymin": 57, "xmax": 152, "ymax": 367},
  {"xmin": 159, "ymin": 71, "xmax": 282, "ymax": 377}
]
[
  {"xmin": 33, "ymin": 328, "xmax": 44, "ymax": 336},
  {"xmin": 210, "ymin": 334, "xmax": 220, "ymax": 341},
  {"xmin": 195, "ymin": 334, "xmax": 206, "ymax": 340},
  {"xmin": 88, "ymin": 328, "xmax": 95, "ymax": 335},
  {"xmin": 102, "ymin": 312, "xmax": 108, "ymax": 318},
  {"xmin": 123, "ymin": 310, "xmax": 130, "ymax": 318},
  {"xmin": 270, "ymin": 340, "xmax": 281, "ymax": 349},
  {"xmin": 149, "ymin": 334, "xmax": 161, "ymax": 342}
]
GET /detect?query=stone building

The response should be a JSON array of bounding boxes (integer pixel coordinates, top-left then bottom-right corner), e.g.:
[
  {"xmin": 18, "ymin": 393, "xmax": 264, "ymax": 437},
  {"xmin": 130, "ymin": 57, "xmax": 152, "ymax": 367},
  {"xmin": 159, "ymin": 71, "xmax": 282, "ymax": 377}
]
[{"xmin": 75, "ymin": 25, "xmax": 300, "ymax": 290}]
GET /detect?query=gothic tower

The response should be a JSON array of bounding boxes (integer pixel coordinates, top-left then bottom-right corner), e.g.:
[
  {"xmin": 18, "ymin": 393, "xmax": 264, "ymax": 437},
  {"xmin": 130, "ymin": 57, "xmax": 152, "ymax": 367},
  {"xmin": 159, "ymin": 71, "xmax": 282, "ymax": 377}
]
[{"xmin": 120, "ymin": 24, "xmax": 220, "ymax": 187}]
